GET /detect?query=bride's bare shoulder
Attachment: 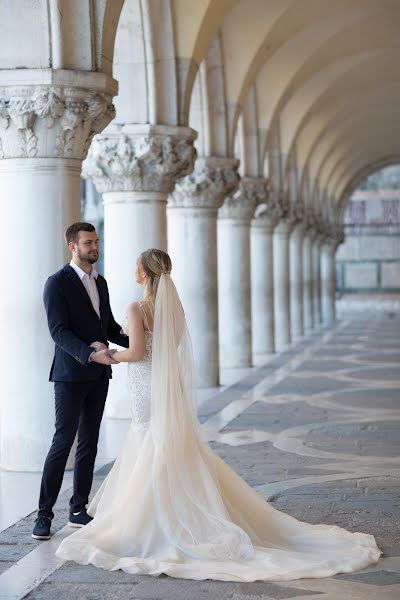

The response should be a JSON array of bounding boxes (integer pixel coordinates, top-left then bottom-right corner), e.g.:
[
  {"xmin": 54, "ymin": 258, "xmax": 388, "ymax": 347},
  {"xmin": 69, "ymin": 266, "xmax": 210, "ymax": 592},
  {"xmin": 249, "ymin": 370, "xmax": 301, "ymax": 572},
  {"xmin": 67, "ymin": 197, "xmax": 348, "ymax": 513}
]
[{"xmin": 126, "ymin": 302, "xmax": 143, "ymax": 319}]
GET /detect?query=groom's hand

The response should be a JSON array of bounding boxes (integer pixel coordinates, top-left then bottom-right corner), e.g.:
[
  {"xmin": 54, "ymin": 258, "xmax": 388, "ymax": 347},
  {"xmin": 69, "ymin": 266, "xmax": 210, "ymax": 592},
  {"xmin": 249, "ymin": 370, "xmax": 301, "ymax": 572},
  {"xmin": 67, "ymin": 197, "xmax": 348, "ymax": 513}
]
[
  {"xmin": 90, "ymin": 349, "xmax": 118, "ymax": 365},
  {"xmin": 90, "ymin": 341, "xmax": 108, "ymax": 351}
]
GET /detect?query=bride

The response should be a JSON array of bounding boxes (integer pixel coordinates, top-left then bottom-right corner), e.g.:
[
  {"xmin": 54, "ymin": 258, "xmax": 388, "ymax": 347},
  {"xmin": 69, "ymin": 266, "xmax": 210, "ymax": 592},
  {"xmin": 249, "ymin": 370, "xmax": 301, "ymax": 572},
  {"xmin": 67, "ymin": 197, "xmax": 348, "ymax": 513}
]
[{"xmin": 56, "ymin": 248, "xmax": 381, "ymax": 582}]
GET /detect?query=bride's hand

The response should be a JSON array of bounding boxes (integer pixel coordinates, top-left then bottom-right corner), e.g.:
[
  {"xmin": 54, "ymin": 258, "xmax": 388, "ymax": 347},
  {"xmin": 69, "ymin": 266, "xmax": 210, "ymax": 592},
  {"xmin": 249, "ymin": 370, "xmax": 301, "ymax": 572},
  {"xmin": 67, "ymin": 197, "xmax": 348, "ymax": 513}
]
[
  {"xmin": 108, "ymin": 348, "xmax": 120, "ymax": 362},
  {"xmin": 91, "ymin": 349, "xmax": 118, "ymax": 365}
]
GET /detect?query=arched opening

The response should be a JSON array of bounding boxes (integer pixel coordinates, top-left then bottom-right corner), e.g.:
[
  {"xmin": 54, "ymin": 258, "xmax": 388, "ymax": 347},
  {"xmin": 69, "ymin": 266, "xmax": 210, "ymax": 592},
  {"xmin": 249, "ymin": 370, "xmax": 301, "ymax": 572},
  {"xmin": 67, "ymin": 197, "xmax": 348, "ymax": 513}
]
[{"xmin": 336, "ymin": 165, "xmax": 400, "ymax": 307}]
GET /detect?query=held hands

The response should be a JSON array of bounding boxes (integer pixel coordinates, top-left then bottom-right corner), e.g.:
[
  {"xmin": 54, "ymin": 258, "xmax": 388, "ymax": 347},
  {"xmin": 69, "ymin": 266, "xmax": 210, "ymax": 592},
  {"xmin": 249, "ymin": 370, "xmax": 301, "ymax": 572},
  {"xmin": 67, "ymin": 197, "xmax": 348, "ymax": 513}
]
[
  {"xmin": 90, "ymin": 341, "xmax": 108, "ymax": 351},
  {"xmin": 91, "ymin": 348, "xmax": 118, "ymax": 365},
  {"xmin": 89, "ymin": 341, "xmax": 119, "ymax": 365}
]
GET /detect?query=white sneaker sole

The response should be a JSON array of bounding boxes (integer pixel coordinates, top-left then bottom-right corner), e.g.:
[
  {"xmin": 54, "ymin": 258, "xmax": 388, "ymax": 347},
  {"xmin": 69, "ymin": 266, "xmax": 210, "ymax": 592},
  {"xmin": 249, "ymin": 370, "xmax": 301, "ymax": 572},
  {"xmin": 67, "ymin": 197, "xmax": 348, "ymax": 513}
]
[
  {"xmin": 68, "ymin": 521, "xmax": 85, "ymax": 528},
  {"xmin": 32, "ymin": 533, "xmax": 51, "ymax": 540}
]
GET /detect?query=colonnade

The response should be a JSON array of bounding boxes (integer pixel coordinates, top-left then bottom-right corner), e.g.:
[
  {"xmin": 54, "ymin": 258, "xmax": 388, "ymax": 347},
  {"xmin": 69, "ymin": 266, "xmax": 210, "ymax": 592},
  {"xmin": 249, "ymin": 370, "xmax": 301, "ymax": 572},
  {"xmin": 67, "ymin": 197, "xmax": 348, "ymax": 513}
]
[
  {"xmin": 0, "ymin": 0, "xmax": 357, "ymax": 472},
  {"xmin": 0, "ymin": 80, "xmax": 341, "ymax": 473},
  {"xmin": 87, "ymin": 135, "xmax": 341, "ymax": 401}
]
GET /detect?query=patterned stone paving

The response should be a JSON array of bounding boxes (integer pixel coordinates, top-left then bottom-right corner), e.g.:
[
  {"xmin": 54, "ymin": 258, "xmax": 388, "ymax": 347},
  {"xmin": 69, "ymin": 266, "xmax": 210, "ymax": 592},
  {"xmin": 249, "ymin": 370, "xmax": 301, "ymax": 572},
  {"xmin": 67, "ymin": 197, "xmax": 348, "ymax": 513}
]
[{"xmin": 0, "ymin": 314, "xmax": 399, "ymax": 599}]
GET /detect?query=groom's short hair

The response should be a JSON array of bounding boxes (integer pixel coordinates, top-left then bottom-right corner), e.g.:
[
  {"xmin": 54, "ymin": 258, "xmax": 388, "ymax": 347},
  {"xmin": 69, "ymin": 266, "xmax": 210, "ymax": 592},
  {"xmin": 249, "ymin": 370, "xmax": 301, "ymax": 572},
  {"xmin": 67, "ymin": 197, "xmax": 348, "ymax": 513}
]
[{"xmin": 65, "ymin": 222, "xmax": 96, "ymax": 245}]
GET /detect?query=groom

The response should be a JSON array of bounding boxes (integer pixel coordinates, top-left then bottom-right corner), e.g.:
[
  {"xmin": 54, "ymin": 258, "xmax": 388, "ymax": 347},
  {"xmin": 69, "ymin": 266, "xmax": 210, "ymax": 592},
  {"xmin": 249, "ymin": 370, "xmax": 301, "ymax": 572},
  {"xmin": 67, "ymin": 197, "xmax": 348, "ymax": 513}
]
[{"xmin": 32, "ymin": 222, "xmax": 129, "ymax": 540}]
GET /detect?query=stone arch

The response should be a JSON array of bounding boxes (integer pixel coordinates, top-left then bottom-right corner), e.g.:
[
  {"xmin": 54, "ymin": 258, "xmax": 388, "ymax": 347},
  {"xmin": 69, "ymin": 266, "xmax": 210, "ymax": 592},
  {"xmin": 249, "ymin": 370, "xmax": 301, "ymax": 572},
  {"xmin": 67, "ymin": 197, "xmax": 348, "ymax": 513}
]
[
  {"xmin": 340, "ymin": 157, "xmax": 400, "ymax": 210},
  {"xmin": 0, "ymin": 0, "xmax": 124, "ymax": 74}
]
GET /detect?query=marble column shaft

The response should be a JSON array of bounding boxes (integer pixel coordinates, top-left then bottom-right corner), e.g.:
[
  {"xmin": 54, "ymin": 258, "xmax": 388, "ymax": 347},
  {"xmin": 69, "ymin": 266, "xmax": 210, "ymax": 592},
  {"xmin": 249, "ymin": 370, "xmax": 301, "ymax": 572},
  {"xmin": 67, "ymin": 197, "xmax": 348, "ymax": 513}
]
[
  {"xmin": 218, "ymin": 178, "xmax": 264, "ymax": 368},
  {"xmin": 321, "ymin": 234, "xmax": 339, "ymax": 324},
  {"xmin": 251, "ymin": 199, "xmax": 275, "ymax": 356},
  {"xmin": 303, "ymin": 226, "xmax": 317, "ymax": 332},
  {"xmin": 0, "ymin": 71, "xmax": 116, "ymax": 470},
  {"xmin": 312, "ymin": 233, "xmax": 323, "ymax": 326},
  {"xmin": 83, "ymin": 124, "xmax": 197, "ymax": 416},
  {"xmin": 273, "ymin": 217, "xmax": 292, "ymax": 351},
  {"xmin": 289, "ymin": 222, "xmax": 305, "ymax": 340},
  {"xmin": 168, "ymin": 157, "xmax": 239, "ymax": 387}
]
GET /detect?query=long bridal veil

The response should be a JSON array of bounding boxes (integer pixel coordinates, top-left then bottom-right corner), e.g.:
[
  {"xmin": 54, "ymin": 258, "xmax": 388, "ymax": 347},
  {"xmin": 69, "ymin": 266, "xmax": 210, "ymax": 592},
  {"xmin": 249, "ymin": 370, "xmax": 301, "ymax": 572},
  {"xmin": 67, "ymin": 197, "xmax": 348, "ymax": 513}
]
[
  {"xmin": 56, "ymin": 273, "xmax": 381, "ymax": 581},
  {"xmin": 150, "ymin": 274, "xmax": 254, "ymax": 560}
]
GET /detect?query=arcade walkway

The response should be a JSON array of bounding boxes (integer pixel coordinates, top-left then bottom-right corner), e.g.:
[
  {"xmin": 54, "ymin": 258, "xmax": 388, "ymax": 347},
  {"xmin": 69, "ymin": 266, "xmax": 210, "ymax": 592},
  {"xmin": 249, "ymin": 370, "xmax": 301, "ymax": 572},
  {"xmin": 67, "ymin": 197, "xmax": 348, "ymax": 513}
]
[{"xmin": 0, "ymin": 313, "xmax": 399, "ymax": 600}]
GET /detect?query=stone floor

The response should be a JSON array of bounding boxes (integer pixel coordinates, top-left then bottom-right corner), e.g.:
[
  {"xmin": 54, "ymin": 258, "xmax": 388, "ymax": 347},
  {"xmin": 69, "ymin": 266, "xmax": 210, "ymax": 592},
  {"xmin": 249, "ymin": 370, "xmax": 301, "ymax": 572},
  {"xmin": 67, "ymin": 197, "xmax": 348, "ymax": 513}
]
[{"xmin": 0, "ymin": 313, "xmax": 399, "ymax": 599}]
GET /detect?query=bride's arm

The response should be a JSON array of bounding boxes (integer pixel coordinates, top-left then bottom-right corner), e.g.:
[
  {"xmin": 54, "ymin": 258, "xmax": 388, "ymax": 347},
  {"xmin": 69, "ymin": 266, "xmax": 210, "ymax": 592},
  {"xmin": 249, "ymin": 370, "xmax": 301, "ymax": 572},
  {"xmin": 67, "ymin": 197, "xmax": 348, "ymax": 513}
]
[{"xmin": 111, "ymin": 302, "xmax": 145, "ymax": 363}]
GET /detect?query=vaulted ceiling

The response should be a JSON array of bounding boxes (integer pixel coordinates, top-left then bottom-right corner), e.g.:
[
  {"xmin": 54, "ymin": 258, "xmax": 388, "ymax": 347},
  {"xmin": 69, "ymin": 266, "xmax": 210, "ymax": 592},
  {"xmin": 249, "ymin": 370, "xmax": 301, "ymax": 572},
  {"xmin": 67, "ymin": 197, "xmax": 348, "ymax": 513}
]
[{"xmin": 3, "ymin": 0, "xmax": 400, "ymax": 221}]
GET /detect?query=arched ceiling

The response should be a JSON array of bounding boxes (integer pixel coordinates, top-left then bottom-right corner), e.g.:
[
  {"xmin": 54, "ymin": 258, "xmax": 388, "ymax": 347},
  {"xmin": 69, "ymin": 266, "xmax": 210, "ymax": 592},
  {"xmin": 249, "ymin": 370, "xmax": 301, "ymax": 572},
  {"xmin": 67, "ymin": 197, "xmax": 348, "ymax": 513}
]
[
  {"xmin": 312, "ymin": 103, "xmax": 400, "ymax": 194},
  {"xmin": 296, "ymin": 82, "xmax": 400, "ymax": 183},
  {"xmin": 3, "ymin": 0, "xmax": 399, "ymax": 222},
  {"xmin": 165, "ymin": 0, "xmax": 400, "ymax": 218}
]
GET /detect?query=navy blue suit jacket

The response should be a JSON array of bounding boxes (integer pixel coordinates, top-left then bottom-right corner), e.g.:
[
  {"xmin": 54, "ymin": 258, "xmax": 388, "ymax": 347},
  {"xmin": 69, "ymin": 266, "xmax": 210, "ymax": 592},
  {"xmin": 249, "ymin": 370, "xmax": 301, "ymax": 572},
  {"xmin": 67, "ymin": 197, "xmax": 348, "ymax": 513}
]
[{"xmin": 43, "ymin": 264, "xmax": 129, "ymax": 382}]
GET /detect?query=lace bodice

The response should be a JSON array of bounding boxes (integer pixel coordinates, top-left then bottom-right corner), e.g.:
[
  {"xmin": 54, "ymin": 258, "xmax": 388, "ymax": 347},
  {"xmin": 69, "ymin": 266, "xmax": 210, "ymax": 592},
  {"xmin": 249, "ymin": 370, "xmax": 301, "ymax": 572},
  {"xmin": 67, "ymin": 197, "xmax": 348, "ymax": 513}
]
[{"xmin": 122, "ymin": 305, "xmax": 153, "ymax": 432}]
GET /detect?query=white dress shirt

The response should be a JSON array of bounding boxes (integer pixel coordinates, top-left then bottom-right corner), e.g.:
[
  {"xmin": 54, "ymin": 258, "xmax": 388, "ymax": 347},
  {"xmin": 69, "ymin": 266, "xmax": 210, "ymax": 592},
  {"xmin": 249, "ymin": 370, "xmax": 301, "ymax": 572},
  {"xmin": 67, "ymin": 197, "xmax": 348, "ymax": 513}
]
[{"xmin": 69, "ymin": 260, "xmax": 101, "ymax": 318}]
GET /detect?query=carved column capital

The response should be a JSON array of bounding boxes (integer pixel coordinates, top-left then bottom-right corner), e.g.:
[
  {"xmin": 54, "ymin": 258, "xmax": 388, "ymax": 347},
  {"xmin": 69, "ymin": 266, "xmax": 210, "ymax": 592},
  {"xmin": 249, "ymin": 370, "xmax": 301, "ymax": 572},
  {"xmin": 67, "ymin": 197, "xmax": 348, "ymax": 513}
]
[
  {"xmin": 82, "ymin": 124, "xmax": 197, "ymax": 194},
  {"xmin": 0, "ymin": 73, "xmax": 116, "ymax": 160},
  {"xmin": 302, "ymin": 208, "xmax": 320, "ymax": 239},
  {"xmin": 169, "ymin": 157, "xmax": 240, "ymax": 209},
  {"xmin": 219, "ymin": 176, "xmax": 268, "ymax": 221},
  {"xmin": 265, "ymin": 188, "xmax": 298, "ymax": 233},
  {"xmin": 252, "ymin": 201, "xmax": 277, "ymax": 230},
  {"xmin": 270, "ymin": 189, "xmax": 291, "ymax": 219},
  {"xmin": 332, "ymin": 225, "xmax": 345, "ymax": 249},
  {"xmin": 288, "ymin": 198, "xmax": 306, "ymax": 230}
]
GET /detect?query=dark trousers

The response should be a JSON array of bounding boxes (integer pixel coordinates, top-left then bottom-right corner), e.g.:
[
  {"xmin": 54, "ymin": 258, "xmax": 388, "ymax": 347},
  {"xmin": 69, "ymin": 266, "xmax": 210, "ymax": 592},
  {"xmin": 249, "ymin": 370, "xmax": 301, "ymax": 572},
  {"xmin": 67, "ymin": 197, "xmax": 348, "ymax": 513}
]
[{"xmin": 38, "ymin": 378, "xmax": 109, "ymax": 518}]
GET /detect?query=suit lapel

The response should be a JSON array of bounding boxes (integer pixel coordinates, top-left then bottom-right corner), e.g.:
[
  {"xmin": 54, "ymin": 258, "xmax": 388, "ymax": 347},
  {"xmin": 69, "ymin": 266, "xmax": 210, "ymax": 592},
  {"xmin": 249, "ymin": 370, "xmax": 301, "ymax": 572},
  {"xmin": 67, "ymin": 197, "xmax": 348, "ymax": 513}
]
[{"xmin": 95, "ymin": 276, "xmax": 108, "ymax": 325}]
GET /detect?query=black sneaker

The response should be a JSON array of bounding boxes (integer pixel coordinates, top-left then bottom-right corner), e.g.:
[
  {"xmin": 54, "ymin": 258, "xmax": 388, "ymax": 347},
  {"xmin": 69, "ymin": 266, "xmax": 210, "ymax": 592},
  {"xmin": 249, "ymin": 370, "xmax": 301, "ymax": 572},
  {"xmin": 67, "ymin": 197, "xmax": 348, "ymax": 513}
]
[
  {"xmin": 68, "ymin": 509, "xmax": 93, "ymax": 528},
  {"xmin": 32, "ymin": 515, "xmax": 52, "ymax": 540}
]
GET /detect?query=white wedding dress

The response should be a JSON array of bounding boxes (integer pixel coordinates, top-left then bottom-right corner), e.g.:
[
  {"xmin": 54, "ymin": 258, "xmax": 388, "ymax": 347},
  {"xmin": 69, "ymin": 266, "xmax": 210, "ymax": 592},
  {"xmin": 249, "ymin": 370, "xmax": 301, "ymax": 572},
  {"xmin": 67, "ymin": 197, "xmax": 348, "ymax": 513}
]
[{"xmin": 56, "ymin": 276, "xmax": 381, "ymax": 582}]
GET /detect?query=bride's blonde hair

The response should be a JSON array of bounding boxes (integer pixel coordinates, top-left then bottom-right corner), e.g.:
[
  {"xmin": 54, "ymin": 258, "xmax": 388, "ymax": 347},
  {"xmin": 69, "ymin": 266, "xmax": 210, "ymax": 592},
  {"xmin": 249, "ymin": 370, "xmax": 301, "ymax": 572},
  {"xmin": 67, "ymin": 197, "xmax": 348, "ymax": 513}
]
[{"xmin": 140, "ymin": 248, "xmax": 172, "ymax": 304}]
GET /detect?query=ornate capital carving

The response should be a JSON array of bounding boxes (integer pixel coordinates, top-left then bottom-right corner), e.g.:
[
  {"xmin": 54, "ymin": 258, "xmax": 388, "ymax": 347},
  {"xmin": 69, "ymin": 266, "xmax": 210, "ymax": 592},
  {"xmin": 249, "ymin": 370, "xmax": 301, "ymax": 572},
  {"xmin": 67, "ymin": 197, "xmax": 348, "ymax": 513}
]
[
  {"xmin": 219, "ymin": 177, "xmax": 268, "ymax": 221},
  {"xmin": 303, "ymin": 208, "xmax": 319, "ymax": 237},
  {"xmin": 82, "ymin": 125, "xmax": 197, "ymax": 194},
  {"xmin": 0, "ymin": 85, "xmax": 115, "ymax": 160},
  {"xmin": 252, "ymin": 200, "xmax": 277, "ymax": 229},
  {"xmin": 253, "ymin": 187, "xmax": 295, "ymax": 230},
  {"xmin": 169, "ymin": 157, "xmax": 239, "ymax": 209},
  {"xmin": 288, "ymin": 198, "xmax": 305, "ymax": 228},
  {"xmin": 268, "ymin": 189, "xmax": 290, "ymax": 221}
]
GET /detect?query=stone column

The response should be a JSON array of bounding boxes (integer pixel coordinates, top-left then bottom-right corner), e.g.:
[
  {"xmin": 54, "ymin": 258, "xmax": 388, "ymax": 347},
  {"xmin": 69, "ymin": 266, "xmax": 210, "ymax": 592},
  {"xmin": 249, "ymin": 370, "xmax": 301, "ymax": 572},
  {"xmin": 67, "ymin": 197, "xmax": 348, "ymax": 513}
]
[
  {"xmin": 321, "ymin": 235, "xmax": 336, "ymax": 324},
  {"xmin": 218, "ymin": 178, "xmax": 260, "ymax": 368},
  {"xmin": 0, "ymin": 71, "xmax": 116, "ymax": 470},
  {"xmin": 273, "ymin": 216, "xmax": 292, "ymax": 351},
  {"xmin": 302, "ymin": 219, "xmax": 317, "ymax": 332},
  {"xmin": 83, "ymin": 124, "xmax": 197, "ymax": 416},
  {"xmin": 312, "ymin": 231, "xmax": 323, "ymax": 327},
  {"xmin": 289, "ymin": 221, "xmax": 305, "ymax": 341},
  {"xmin": 251, "ymin": 194, "xmax": 276, "ymax": 357},
  {"xmin": 321, "ymin": 229, "xmax": 343, "ymax": 324},
  {"xmin": 168, "ymin": 157, "xmax": 239, "ymax": 387}
]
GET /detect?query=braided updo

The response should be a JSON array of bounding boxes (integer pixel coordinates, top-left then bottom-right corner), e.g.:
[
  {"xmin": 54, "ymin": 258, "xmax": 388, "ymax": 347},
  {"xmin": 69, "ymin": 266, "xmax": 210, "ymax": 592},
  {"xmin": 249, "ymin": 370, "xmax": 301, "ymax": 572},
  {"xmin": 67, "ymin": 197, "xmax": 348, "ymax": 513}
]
[{"xmin": 140, "ymin": 248, "xmax": 172, "ymax": 304}]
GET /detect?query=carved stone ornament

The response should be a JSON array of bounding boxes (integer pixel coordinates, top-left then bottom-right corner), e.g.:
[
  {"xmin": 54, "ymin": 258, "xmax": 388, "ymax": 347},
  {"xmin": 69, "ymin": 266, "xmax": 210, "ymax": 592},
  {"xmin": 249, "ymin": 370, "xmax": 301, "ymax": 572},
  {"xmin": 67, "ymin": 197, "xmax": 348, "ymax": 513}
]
[
  {"xmin": 219, "ymin": 177, "xmax": 268, "ymax": 221},
  {"xmin": 169, "ymin": 157, "xmax": 240, "ymax": 209},
  {"xmin": 272, "ymin": 189, "xmax": 291, "ymax": 220},
  {"xmin": 0, "ymin": 86, "xmax": 115, "ymax": 160},
  {"xmin": 252, "ymin": 186, "xmax": 288, "ymax": 229},
  {"xmin": 82, "ymin": 127, "xmax": 197, "ymax": 194},
  {"xmin": 288, "ymin": 198, "xmax": 305, "ymax": 228},
  {"xmin": 252, "ymin": 201, "xmax": 276, "ymax": 229},
  {"xmin": 303, "ymin": 207, "xmax": 319, "ymax": 235}
]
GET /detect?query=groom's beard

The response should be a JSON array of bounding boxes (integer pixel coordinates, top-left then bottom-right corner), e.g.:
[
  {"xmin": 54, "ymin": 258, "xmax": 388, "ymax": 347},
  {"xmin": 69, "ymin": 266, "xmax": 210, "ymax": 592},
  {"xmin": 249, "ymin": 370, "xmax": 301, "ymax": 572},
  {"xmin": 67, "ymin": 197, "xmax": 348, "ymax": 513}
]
[{"xmin": 77, "ymin": 248, "xmax": 99, "ymax": 265}]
